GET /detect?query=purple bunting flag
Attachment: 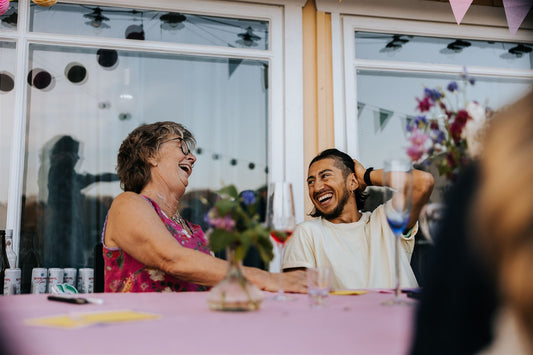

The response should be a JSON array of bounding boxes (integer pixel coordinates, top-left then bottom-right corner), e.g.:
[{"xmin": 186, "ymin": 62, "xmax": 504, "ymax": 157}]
[{"xmin": 503, "ymin": 0, "xmax": 533, "ymax": 35}]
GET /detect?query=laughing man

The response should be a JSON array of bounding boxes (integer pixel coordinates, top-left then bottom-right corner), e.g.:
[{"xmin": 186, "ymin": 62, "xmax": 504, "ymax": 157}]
[{"xmin": 282, "ymin": 149, "xmax": 434, "ymax": 290}]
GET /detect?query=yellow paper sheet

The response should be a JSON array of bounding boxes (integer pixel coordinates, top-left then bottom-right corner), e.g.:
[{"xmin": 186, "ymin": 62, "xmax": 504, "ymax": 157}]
[
  {"xmin": 330, "ymin": 290, "xmax": 368, "ymax": 296},
  {"xmin": 25, "ymin": 310, "xmax": 160, "ymax": 329}
]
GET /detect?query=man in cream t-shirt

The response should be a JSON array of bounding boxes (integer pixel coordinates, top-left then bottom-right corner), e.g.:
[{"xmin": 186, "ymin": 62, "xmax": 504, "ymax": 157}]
[{"xmin": 282, "ymin": 149, "xmax": 434, "ymax": 290}]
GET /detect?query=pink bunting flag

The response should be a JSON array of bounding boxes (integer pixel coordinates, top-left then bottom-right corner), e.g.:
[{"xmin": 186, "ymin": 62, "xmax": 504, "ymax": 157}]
[
  {"xmin": 503, "ymin": 0, "xmax": 533, "ymax": 35},
  {"xmin": 449, "ymin": 0, "xmax": 474, "ymax": 24}
]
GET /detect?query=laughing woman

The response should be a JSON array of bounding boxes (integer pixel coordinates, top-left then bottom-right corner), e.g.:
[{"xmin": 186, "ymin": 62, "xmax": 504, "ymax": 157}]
[{"xmin": 103, "ymin": 121, "xmax": 306, "ymax": 293}]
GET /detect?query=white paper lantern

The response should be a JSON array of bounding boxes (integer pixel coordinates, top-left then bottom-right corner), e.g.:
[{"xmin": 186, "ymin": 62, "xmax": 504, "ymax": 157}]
[
  {"xmin": 0, "ymin": 0, "xmax": 10, "ymax": 16},
  {"xmin": 32, "ymin": 0, "xmax": 58, "ymax": 7}
]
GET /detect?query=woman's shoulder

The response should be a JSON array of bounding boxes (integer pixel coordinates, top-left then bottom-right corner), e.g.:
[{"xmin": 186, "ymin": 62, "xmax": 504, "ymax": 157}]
[{"xmin": 110, "ymin": 192, "xmax": 150, "ymax": 212}]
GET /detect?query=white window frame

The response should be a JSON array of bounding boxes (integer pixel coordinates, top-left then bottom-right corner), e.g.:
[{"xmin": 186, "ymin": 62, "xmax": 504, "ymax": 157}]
[
  {"xmin": 322, "ymin": 0, "xmax": 533, "ymax": 158},
  {"xmin": 1, "ymin": 0, "xmax": 306, "ymax": 261}
]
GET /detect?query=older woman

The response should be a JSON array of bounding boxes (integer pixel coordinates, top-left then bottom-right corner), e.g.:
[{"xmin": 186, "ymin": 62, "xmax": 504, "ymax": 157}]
[{"xmin": 103, "ymin": 121, "xmax": 306, "ymax": 293}]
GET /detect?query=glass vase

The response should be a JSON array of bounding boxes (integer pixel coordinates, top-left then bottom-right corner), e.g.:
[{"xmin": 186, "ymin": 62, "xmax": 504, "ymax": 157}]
[{"xmin": 207, "ymin": 247, "xmax": 263, "ymax": 312}]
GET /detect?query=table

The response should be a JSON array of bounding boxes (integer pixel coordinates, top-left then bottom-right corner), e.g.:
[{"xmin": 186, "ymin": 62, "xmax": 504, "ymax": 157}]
[{"xmin": 0, "ymin": 291, "xmax": 416, "ymax": 354}]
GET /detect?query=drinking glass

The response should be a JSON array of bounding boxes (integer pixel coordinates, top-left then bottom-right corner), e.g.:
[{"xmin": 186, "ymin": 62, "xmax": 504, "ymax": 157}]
[
  {"xmin": 382, "ymin": 159, "xmax": 413, "ymax": 305},
  {"xmin": 266, "ymin": 181, "xmax": 296, "ymax": 301}
]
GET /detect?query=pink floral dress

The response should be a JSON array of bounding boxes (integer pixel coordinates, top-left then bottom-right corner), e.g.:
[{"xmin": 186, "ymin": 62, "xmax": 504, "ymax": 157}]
[{"xmin": 102, "ymin": 196, "xmax": 211, "ymax": 293}]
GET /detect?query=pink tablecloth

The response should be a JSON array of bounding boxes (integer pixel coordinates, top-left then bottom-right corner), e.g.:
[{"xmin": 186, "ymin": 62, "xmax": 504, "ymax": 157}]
[{"xmin": 0, "ymin": 291, "xmax": 416, "ymax": 354}]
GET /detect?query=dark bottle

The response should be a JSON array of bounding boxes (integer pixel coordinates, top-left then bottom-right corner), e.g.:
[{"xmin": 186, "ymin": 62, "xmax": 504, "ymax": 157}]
[
  {"xmin": 20, "ymin": 237, "xmax": 40, "ymax": 294},
  {"xmin": 0, "ymin": 230, "xmax": 9, "ymax": 295}
]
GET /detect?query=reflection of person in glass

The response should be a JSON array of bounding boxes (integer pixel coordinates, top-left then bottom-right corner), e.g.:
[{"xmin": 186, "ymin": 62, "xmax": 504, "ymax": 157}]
[{"xmin": 44, "ymin": 135, "xmax": 118, "ymax": 268}]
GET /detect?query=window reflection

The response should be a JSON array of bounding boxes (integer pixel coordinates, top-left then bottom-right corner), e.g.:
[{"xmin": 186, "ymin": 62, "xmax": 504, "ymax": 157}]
[
  {"xmin": 355, "ymin": 32, "xmax": 533, "ymax": 70},
  {"xmin": 21, "ymin": 43, "xmax": 269, "ymax": 270},
  {"xmin": 30, "ymin": 3, "xmax": 269, "ymax": 49}
]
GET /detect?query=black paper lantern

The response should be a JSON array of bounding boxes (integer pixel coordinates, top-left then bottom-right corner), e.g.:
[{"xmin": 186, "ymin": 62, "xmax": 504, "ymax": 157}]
[
  {"xmin": 125, "ymin": 24, "xmax": 145, "ymax": 40},
  {"xmin": 0, "ymin": 72, "xmax": 15, "ymax": 92},
  {"xmin": 96, "ymin": 49, "xmax": 118, "ymax": 68},
  {"xmin": 65, "ymin": 62, "xmax": 87, "ymax": 84},
  {"xmin": 248, "ymin": 162, "xmax": 255, "ymax": 170},
  {"xmin": 27, "ymin": 69, "xmax": 53, "ymax": 90},
  {"xmin": 230, "ymin": 159, "xmax": 237, "ymax": 166}
]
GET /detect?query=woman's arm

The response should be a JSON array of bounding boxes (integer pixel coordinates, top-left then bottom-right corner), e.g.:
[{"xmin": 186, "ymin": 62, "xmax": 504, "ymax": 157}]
[{"xmin": 105, "ymin": 192, "xmax": 306, "ymax": 292}]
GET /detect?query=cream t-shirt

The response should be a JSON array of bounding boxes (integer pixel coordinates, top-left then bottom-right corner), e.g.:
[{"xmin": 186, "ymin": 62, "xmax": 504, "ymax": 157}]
[{"xmin": 282, "ymin": 204, "xmax": 418, "ymax": 290}]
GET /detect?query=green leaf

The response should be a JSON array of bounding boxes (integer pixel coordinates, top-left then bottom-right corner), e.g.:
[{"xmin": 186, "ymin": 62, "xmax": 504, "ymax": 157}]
[
  {"xmin": 209, "ymin": 230, "xmax": 238, "ymax": 253},
  {"xmin": 217, "ymin": 185, "xmax": 239, "ymax": 199},
  {"xmin": 215, "ymin": 199, "xmax": 235, "ymax": 217},
  {"xmin": 256, "ymin": 234, "xmax": 274, "ymax": 265}
]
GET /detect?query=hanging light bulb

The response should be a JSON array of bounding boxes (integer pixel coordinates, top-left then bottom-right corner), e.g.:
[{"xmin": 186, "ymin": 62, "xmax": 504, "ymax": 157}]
[
  {"xmin": 236, "ymin": 26, "xmax": 261, "ymax": 47},
  {"xmin": 116, "ymin": 68, "xmax": 135, "ymax": 121}
]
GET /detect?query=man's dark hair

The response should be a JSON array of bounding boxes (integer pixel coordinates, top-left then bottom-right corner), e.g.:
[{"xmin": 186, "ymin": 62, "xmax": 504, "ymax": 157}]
[{"xmin": 308, "ymin": 148, "xmax": 367, "ymax": 217}]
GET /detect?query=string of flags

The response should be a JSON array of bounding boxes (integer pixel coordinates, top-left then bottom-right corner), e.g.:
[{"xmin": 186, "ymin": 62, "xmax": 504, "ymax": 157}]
[{"xmin": 449, "ymin": 0, "xmax": 533, "ymax": 35}]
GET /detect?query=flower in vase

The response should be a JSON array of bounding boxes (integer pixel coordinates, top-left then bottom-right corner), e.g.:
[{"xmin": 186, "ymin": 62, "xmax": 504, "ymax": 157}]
[
  {"xmin": 205, "ymin": 185, "xmax": 273, "ymax": 264},
  {"xmin": 405, "ymin": 70, "xmax": 492, "ymax": 181}
]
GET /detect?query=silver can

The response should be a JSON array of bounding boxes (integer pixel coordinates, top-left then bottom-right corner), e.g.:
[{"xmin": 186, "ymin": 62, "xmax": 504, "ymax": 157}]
[
  {"xmin": 77, "ymin": 268, "xmax": 94, "ymax": 293},
  {"xmin": 3, "ymin": 268, "xmax": 21, "ymax": 295},
  {"xmin": 31, "ymin": 268, "xmax": 48, "ymax": 294},
  {"xmin": 63, "ymin": 268, "xmax": 77, "ymax": 288},
  {"xmin": 47, "ymin": 268, "xmax": 64, "ymax": 293}
]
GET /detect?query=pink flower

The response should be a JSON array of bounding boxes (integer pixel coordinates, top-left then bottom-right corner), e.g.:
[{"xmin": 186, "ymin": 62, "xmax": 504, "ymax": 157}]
[{"xmin": 406, "ymin": 131, "xmax": 429, "ymax": 162}]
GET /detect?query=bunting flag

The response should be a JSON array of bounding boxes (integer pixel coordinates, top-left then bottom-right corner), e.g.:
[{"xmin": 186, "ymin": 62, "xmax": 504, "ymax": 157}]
[
  {"xmin": 449, "ymin": 0, "xmax": 474, "ymax": 24},
  {"xmin": 374, "ymin": 108, "xmax": 393, "ymax": 133},
  {"xmin": 503, "ymin": 0, "xmax": 533, "ymax": 35}
]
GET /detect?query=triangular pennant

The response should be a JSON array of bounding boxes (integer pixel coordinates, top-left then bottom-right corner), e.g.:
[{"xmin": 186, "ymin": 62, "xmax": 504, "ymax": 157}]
[
  {"xmin": 228, "ymin": 58, "xmax": 243, "ymax": 77},
  {"xmin": 449, "ymin": 0, "xmax": 474, "ymax": 24},
  {"xmin": 503, "ymin": 0, "xmax": 533, "ymax": 35},
  {"xmin": 373, "ymin": 108, "xmax": 393, "ymax": 133},
  {"xmin": 357, "ymin": 102, "xmax": 365, "ymax": 118}
]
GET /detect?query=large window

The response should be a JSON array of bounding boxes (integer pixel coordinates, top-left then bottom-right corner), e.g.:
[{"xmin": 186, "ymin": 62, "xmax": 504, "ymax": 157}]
[
  {"xmin": 1, "ymin": 0, "xmax": 303, "ymax": 287},
  {"xmin": 336, "ymin": 15, "xmax": 533, "ymax": 201}
]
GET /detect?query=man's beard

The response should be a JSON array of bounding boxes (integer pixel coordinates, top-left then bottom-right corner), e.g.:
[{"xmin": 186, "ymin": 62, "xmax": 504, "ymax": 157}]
[{"xmin": 317, "ymin": 187, "xmax": 351, "ymax": 220}]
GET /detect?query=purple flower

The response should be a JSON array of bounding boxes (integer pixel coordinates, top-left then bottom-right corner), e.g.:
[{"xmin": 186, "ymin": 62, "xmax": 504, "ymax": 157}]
[
  {"xmin": 240, "ymin": 190, "xmax": 256, "ymax": 206},
  {"xmin": 424, "ymin": 88, "xmax": 442, "ymax": 102},
  {"xmin": 447, "ymin": 81, "xmax": 458, "ymax": 92},
  {"xmin": 414, "ymin": 115, "xmax": 427, "ymax": 128},
  {"xmin": 430, "ymin": 129, "xmax": 445, "ymax": 144}
]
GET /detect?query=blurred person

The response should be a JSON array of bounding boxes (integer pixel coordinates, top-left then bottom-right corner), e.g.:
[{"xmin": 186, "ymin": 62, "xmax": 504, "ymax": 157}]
[
  {"xmin": 410, "ymin": 90, "xmax": 533, "ymax": 354},
  {"xmin": 474, "ymin": 89, "xmax": 533, "ymax": 354},
  {"xmin": 282, "ymin": 148, "xmax": 434, "ymax": 290},
  {"xmin": 103, "ymin": 121, "xmax": 306, "ymax": 293},
  {"xmin": 44, "ymin": 135, "xmax": 119, "ymax": 268}
]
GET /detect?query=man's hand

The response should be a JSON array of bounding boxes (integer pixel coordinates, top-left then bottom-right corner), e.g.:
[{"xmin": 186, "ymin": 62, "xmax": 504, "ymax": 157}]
[{"xmin": 353, "ymin": 159, "xmax": 367, "ymax": 190}]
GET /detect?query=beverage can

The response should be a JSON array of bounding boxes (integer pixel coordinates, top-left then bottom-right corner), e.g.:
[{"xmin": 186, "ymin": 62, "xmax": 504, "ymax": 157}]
[
  {"xmin": 77, "ymin": 268, "xmax": 94, "ymax": 293},
  {"xmin": 3, "ymin": 268, "xmax": 21, "ymax": 295},
  {"xmin": 63, "ymin": 268, "xmax": 77, "ymax": 288},
  {"xmin": 31, "ymin": 268, "xmax": 48, "ymax": 294},
  {"xmin": 47, "ymin": 268, "xmax": 64, "ymax": 293}
]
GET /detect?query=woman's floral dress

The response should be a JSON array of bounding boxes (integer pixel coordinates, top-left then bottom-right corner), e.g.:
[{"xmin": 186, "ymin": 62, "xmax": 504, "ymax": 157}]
[{"xmin": 102, "ymin": 196, "xmax": 211, "ymax": 292}]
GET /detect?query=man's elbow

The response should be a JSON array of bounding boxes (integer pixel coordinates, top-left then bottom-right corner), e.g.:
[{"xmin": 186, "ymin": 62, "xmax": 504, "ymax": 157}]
[{"xmin": 418, "ymin": 171, "xmax": 435, "ymax": 197}]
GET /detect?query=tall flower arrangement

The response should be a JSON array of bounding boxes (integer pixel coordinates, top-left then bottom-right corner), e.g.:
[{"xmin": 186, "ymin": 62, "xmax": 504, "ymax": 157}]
[
  {"xmin": 405, "ymin": 70, "xmax": 491, "ymax": 181},
  {"xmin": 206, "ymin": 185, "xmax": 273, "ymax": 265}
]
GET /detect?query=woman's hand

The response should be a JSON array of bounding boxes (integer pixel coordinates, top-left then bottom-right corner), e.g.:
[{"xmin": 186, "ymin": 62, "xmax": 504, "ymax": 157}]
[{"xmin": 267, "ymin": 269, "xmax": 308, "ymax": 293}]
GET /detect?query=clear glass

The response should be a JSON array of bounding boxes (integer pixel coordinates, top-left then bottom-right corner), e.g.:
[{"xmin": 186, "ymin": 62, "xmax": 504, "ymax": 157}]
[
  {"xmin": 0, "ymin": 0, "xmax": 17, "ymax": 31},
  {"xmin": 0, "ymin": 41, "xmax": 16, "ymax": 230},
  {"xmin": 382, "ymin": 159, "xmax": 413, "ymax": 306},
  {"xmin": 266, "ymin": 181, "xmax": 296, "ymax": 301},
  {"xmin": 30, "ymin": 3, "xmax": 269, "ymax": 50},
  {"xmin": 21, "ymin": 43, "xmax": 269, "ymax": 270},
  {"xmin": 355, "ymin": 31, "xmax": 533, "ymax": 70}
]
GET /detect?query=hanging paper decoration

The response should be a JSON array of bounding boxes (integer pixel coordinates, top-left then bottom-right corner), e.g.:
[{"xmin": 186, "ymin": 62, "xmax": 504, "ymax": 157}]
[
  {"xmin": 0, "ymin": 71, "xmax": 15, "ymax": 92},
  {"xmin": 32, "ymin": 0, "xmax": 58, "ymax": 7},
  {"xmin": 64, "ymin": 62, "xmax": 88, "ymax": 84},
  {"xmin": 0, "ymin": 0, "xmax": 9, "ymax": 16},
  {"xmin": 503, "ymin": 0, "xmax": 533, "ymax": 35},
  {"xmin": 449, "ymin": 0, "xmax": 474, "ymax": 25},
  {"xmin": 374, "ymin": 108, "xmax": 393, "ymax": 133}
]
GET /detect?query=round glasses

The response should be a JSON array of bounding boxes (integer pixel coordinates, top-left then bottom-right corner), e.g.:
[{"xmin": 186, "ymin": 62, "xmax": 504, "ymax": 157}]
[{"xmin": 161, "ymin": 137, "xmax": 190, "ymax": 156}]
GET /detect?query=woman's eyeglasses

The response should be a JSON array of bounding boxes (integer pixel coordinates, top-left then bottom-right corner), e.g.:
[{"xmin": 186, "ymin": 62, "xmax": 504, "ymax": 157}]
[{"xmin": 161, "ymin": 137, "xmax": 190, "ymax": 156}]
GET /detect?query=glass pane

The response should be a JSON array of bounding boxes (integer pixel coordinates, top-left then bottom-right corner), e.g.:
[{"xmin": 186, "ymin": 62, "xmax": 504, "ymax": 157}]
[
  {"xmin": 355, "ymin": 70, "xmax": 532, "ymax": 199},
  {"xmin": 355, "ymin": 32, "xmax": 533, "ymax": 70},
  {"xmin": 21, "ymin": 43, "xmax": 268, "ymax": 277},
  {"xmin": 30, "ymin": 3, "xmax": 269, "ymax": 50},
  {"xmin": 0, "ymin": 0, "xmax": 17, "ymax": 31},
  {"xmin": 0, "ymin": 41, "xmax": 16, "ymax": 230}
]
